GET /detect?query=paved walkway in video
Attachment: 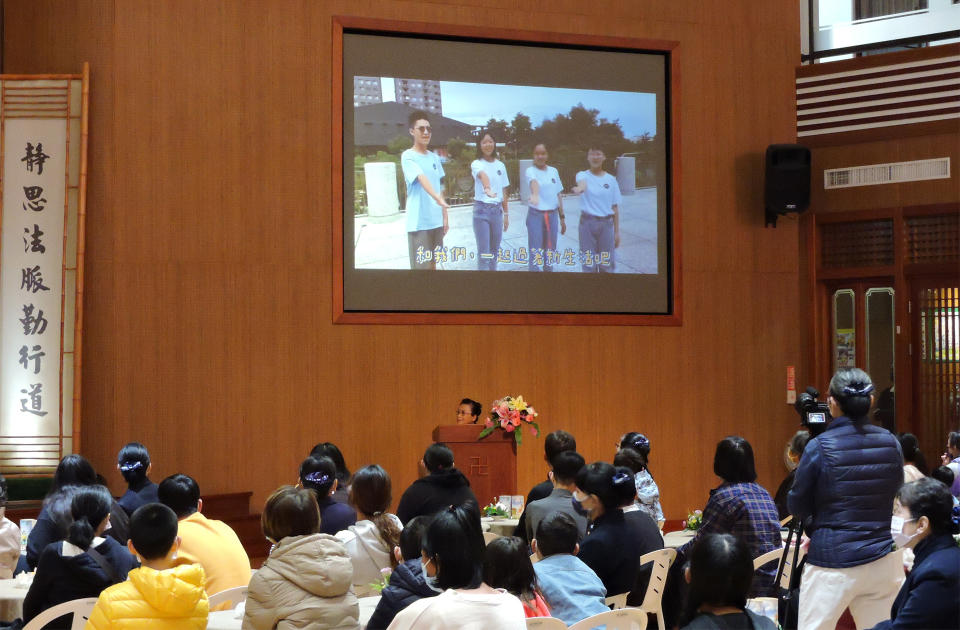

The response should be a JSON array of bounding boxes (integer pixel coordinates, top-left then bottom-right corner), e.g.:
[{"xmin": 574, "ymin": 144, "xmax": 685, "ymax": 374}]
[{"xmin": 354, "ymin": 187, "xmax": 658, "ymax": 273}]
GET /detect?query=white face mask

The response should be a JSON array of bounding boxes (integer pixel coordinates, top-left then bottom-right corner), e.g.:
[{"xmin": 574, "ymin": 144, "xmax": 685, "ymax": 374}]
[
  {"xmin": 890, "ymin": 515, "xmax": 919, "ymax": 548},
  {"xmin": 420, "ymin": 558, "xmax": 443, "ymax": 593}
]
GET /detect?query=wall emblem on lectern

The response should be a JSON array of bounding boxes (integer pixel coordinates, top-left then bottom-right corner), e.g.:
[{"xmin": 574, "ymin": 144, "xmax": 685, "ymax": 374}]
[{"xmin": 469, "ymin": 456, "xmax": 489, "ymax": 476}]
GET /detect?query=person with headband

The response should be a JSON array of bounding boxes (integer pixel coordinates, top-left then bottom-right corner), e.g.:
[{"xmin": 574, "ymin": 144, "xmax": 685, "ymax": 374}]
[
  {"xmin": 299, "ymin": 455, "xmax": 356, "ymax": 535},
  {"xmin": 116, "ymin": 442, "xmax": 159, "ymax": 516},
  {"xmin": 335, "ymin": 464, "xmax": 404, "ymax": 597},
  {"xmin": 310, "ymin": 442, "xmax": 353, "ymax": 505},
  {"xmin": 867, "ymin": 478, "xmax": 960, "ymax": 630},
  {"xmin": 244, "ymin": 486, "xmax": 360, "ymax": 630},
  {"xmin": 789, "ymin": 367, "xmax": 905, "ymax": 630},
  {"xmin": 677, "ymin": 437, "xmax": 781, "ymax": 597},
  {"xmin": 573, "ymin": 462, "xmax": 647, "ymax": 596},
  {"xmin": 22, "ymin": 485, "xmax": 137, "ymax": 628}
]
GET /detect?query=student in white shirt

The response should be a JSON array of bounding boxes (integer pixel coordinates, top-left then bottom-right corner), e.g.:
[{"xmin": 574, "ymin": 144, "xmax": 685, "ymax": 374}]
[
  {"xmin": 571, "ymin": 146, "xmax": 621, "ymax": 273},
  {"xmin": 470, "ymin": 130, "xmax": 510, "ymax": 271},
  {"xmin": 387, "ymin": 504, "xmax": 525, "ymax": 630},
  {"xmin": 524, "ymin": 143, "xmax": 565, "ymax": 272},
  {"xmin": 400, "ymin": 110, "xmax": 449, "ymax": 270}
]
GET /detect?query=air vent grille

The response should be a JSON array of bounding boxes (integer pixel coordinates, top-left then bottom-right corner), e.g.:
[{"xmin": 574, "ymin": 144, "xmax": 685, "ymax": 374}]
[{"xmin": 824, "ymin": 157, "xmax": 950, "ymax": 189}]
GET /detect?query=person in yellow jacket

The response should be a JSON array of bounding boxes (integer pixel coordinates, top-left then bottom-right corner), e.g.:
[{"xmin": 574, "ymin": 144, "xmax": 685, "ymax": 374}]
[
  {"xmin": 86, "ymin": 503, "xmax": 209, "ymax": 630},
  {"xmin": 157, "ymin": 473, "xmax": 251, "ymax": 599}
]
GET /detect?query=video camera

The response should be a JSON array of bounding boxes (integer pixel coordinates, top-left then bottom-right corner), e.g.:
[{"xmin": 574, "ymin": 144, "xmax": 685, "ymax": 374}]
[{"xmin": 794, "ymin": 386, "xmax": 831, "ymax": 436}]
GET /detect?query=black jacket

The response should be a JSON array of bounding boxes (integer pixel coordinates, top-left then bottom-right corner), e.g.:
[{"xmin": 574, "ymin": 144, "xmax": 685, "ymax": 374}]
[
  {"xmin": 23, "ymin": 537, "xmax": 138, "ymax": 629},
  {"xmin": 395, "ymin": 469, "xmax": 478, "ymax": 525},
  {"xmin": 117, "ymin": 479, "xmax": 159, "ymax": 516},
  {"xmin": 869, "ymin": 533, "xmax": 960, "ymax": 630},
  {"xmin": 366, "ymin": 558, "xmax": 439, "ymax": 629},
  {"xmin": 26, "ymin": 492, "xmax": 130, "ymax": 570},
  {"xmin": 624, "ymin": 509, "xmax": 666, "ymax": 606},
  {"xmin": 578, "ymin": 510, "xmax": 645, "ymax": 597}
]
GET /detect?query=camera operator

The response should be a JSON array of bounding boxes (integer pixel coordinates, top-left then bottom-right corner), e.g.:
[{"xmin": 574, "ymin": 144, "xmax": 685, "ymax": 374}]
[{"xmin": 788, "ymin": 367, "xmax": 905, "ymax": 630}]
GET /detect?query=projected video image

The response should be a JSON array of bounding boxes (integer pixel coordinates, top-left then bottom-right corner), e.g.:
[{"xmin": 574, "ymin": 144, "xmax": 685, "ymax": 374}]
[{"xmin": 352, "ymin": 78, "xmax": 659, "ymax": 274}]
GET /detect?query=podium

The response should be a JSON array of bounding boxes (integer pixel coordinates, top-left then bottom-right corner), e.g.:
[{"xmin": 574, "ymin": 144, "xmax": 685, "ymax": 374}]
[{"xmin": 433, "ymin": 424, "xmax": 517, "ymax": 507}]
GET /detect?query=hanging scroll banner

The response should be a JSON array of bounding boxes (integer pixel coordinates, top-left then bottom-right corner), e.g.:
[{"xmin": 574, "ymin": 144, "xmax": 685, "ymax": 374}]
[{"xmin": 0, "ymin": 65, "xmax": 88, "ymax": 473}]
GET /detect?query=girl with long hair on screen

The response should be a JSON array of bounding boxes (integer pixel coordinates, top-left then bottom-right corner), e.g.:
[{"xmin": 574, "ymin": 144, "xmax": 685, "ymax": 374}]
[
  {"xmin": 525, "ymin": 143, "xmax": 565, "ymax": 271},
  {"xmin": 471, "ymin": 129, "xmax": 510, "ymax": 271}
]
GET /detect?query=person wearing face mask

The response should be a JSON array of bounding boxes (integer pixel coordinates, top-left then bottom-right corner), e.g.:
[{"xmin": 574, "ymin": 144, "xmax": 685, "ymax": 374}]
[
  {"xmin": 367, "ymin": 516, "xmax": 437, "ymax": 630},
  {"xmin": 387, "ymin": 504, "xmax": 526, "ymax": 630},
  {"xmin": 573, "ymin": 462, "xmax": 647, "ymax": 597},
  {"xmin": 788, "ymin": 367, "xmax": 905, "ymax": 630},
  {"xmin": 868, "ymin": 477, "xmax": 960, "ymax": 630},
  {"xmin": 773, "ymin": 430, "xmax": 810, "ymax": 521}
]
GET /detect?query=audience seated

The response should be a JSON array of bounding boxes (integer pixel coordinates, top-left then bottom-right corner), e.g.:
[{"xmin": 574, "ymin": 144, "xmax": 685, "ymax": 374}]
[
  {"xmin": 515, "ymin": 431, "xmax": 577, "ymax": 544},
  {"xmin": 773, "ymin": 430, "xmax": 809, "ymax": 521},
  {"xmin": 299, "ymin": 454, "xmax": 357, "ymax": 535},
  {"xmin": 940, "ymin": 431, "xmax": 960, "ymax": 497},
  {"xmin": 574, "ymin": 462, "xmax": 646, "ymax": 597},
  {"xmin": 367, "ymin": 516, "xmax": 438, "ymax": 630},
  {"xmin": 27, "ymin": 455, "xmax": 129, "ymax": 569},
  {"xmin": 22, "ymin": 486, "xmax": 136, "ymax": 629},
  {"xmin": 243, "ymin": 486, "xmax": 360, "ymax": 630},
  {"xmin": 868, "ymin": 477, "xmax": 960, "ymax": 630},
  {"xmin": 483, "ymin": 536, "xmax": 550, "ymax": 617},
  {"xmin": 679, "ymin": 436, "xmax": 781, "ymax": 597},
  {"xmin": 335, "ymin": 464, "xmax": 403, "ymax": 596},
  {"xmin": 115, "ymin": 442, "xmax": 159, "ymax": 517},
  {"xmin": 87, "ymin": 503, "xmax": 208, "ymax": 630},
  {"xmin": 157, "ymin": 473, "xmax": 251, "ymax": 600},
  {"xmin": 618, "ymin": 432, "xmax": 664, "ymax": 527},
  {"xmin": 789, "ymin": 368, "xmax": 905, "ymax": 630},
  {"xmin": 387, "ymin": 504, "xmax": 525, "ymax": 630},
  {"xmin": 0, "ymin": 475, "xmax": 20, "ymax": 579},
  {"xmin": 930, "ymin": 466, "xmax": 960, "ymax": 509},
  {"xmin": 531, "ymin": 512, "xmax": 608, "ymax": 626},
  {"xmin": 524, "ymin": 451, "xmax": 588, "ymax": 542},
  {"xmin": 395, "ymin": 443, "xmax": 477, "ymax": 525},
  {"xmin": 311, "ymin": 442, "xmax": 353, "ymax": 504},
  {"xmin": 680, "ymin": 533, "xmax": 776, "ymax": 630},
  {"xmin": 615, "ymin": 472, "xmax": 664, "ymax": 607},
  {"xmin": 897, "ymin": 433, "xmax": 928, "ymax": 476}
]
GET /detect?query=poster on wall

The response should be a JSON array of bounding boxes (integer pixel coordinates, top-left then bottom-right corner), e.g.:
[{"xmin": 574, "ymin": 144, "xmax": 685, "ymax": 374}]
[
  {"xmin": 835, "ymin": 328, "xmax": 856, "ymax": 370},
  {"xmin": 0, "ymin": 67, "xmax": 88, "ymax": 473}
]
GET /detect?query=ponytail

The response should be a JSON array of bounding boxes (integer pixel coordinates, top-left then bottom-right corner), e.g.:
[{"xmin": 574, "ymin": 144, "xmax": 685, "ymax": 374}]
[
  {"xmin": 68, "ymin": 516, "xmax": 96, "ymax": 550},
  {"xmin": 371, "ymin": 513, "xmax": 402, "ymax": 568}
]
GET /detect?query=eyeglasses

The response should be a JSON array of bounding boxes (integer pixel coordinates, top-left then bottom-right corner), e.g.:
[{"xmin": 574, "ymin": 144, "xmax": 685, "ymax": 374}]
[{"xmin": 415, "ymin": 126, "xmax": 432, "ymax": 133}]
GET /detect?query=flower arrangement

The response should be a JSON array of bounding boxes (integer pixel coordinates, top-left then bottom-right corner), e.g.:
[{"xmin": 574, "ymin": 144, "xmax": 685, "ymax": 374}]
[
  {"xmin": 369, "ymin": 567, "xmax": 393, "ymax": 593},
  {"xmin": 684, "ymin": 509, "xmax": 703, "ymax": 531},
  {"xmin": 478, "ymin": 395, "xmax": 540, "ymax": 446},
  {"xmin": 482, "ymin": 503, "xmax": 510, "ymax": 518}
]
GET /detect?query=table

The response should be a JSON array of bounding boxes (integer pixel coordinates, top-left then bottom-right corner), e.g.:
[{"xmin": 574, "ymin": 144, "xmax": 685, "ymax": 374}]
[
  {"xmin": 662, "ymin": 530, "xmax": 695, "ymax": 549},
  {"xmin": 480, "ymin": 517, "xmax": 520, "ymax": 537},
  {"xmin": 0, "ymin": 577, "xmax": 29, "ymax": 622},
  {"xmin": 205, "ymin": 595, "xmax": 380, "ymax": 630}
]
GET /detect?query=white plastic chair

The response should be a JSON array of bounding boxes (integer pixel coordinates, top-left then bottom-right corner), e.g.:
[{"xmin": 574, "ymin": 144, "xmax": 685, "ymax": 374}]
[
  {"xmin": 569, "ymin": 608, "xmax": 648, "ymax": 630},
  {"xmin": 754, "ymin": 543, "xmax": 805, "ymax": 589},
  {"xmin": 526, "ymin": 618, "xmax": 568, "ymax": 629},
  {"xmin": 634, "ymin": 547, "xmax": 676, "ymax": 630},
  {"xmin": 208, "ymin": 585, "xmax": 249, "ymax": 609},
  {"xmin": 23, "ymin": 597, "xmax": 99, "ymax": 630},
  {"xmin": 605, "ymin": 592, "xmax": 629, "ymax": 609}
]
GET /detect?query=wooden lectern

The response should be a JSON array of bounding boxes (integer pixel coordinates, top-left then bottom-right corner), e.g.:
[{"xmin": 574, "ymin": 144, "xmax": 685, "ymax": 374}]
[{"xmin": 433, "ymin": 425, "xmax": 517, "ymax": 507}]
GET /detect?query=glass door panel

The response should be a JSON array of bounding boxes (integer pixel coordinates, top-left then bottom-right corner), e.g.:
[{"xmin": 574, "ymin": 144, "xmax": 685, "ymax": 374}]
[
  {"xmin": 866, "ymin": 288, "xmax": 895, "ymax": 430},
  {"xmin": 833, "ymin": 289, "xmax": 856, "ymax": 371}
]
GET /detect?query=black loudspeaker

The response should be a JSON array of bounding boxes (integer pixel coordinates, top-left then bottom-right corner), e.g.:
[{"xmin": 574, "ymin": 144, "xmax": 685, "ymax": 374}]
[{"xmin": 765, "ymin": 144, "xmax": 810, "ymax": 227}]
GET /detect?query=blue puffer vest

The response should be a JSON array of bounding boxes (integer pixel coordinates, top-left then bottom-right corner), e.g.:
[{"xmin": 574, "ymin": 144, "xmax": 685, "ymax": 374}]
[{"xmin": 788, "ymin": 416, "xmax": 903, "ymax": 568}]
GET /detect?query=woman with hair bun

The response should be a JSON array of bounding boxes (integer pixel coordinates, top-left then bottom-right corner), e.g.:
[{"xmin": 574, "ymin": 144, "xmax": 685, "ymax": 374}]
[
  {"xmin": 299, "ymin": 455, "xmax": 357, "ymax": 535},
  {"xmin": 336, "ymin": 465, "xmax": 404, "ymax": 596},
  {"xmin": 789, "ymin": 367, "xmax": 905, "ymax": 630},
  {"xmin": 616, "ymin": 432, "xmax": 664, "ymax": 527},
  {"xmin": 22, "ymin": 485, "xmax": 137, "ymax": 629},
  {"xmin": 116, "ymin": 442, "xmax": 159, "ymax": 516},
  {"xmin": 573, "ymin": 462, "xmax": 647, "ymax": 596}
]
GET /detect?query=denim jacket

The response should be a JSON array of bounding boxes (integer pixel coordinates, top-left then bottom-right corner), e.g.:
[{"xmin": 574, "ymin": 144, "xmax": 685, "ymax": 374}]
[{"xmin": 533, "ymin": 553, "xmax": 609, "ymax": 626}]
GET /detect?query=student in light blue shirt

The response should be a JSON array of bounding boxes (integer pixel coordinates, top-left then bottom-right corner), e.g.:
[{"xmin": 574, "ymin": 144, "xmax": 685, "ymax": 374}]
[
  {"xmin": 400, "ymin": 109, "xmax": 449, "ymax": 270},
  {"xmin": 571, "ymin": 147, "xmax": 621, "ymax": 273},
  {"xmin": 532, "ymin": 512, "xmax": 608, "ymax": 626},
  {"xmin": 470, "ymin": 129, "xmax": 510, "ymax": 271},
  {"xmin": 525, "ymin": 143, "xmax": 566, "ymax": 272}
]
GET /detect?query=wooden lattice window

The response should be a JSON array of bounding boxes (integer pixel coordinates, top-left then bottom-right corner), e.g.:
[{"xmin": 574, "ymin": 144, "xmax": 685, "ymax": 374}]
[
  {"xmin": 905, "ymin": 214, "xmax": 960, "ymax": 264},
  {"xmin": 821, "ymin": 220, "xmax": 895, "ymax": 268}
]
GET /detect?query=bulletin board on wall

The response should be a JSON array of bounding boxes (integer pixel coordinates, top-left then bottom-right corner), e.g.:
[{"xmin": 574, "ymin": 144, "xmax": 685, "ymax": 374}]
[{"xmin": 0, "ymin": 63, "xmax": 89, "ymax": 475}]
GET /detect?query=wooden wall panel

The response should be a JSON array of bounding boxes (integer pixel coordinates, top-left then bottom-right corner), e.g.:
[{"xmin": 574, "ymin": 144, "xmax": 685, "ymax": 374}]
[{"xmin": 2, "ymin": 0, "xmax": 803, "ymax": 520}]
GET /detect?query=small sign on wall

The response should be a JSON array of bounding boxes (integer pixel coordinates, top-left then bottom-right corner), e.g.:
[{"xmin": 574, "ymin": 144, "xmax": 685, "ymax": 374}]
[{"xmin": 0, "ymin": 66, "xmax": 88, "ymax": 473}]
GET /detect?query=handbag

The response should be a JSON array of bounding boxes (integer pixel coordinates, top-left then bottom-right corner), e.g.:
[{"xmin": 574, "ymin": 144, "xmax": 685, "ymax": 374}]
[{"xmin": 776, "ymin": 518, "xmax": 805, "ymax": 630}]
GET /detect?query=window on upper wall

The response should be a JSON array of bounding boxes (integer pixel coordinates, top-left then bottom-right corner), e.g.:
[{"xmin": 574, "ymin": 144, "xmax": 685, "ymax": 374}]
[{"xmin": 804, "ymin": 0, "xmax": 960, "ymax": 63}]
